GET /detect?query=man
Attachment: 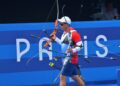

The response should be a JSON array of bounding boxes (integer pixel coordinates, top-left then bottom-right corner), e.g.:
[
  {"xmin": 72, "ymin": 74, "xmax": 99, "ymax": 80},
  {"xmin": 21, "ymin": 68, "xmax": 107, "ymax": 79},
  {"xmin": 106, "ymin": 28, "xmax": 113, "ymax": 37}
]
[
  {"xmin": 101, "ymin": 1, "xmax": 119, "ymax": 20},
  {"xmin": 52, "ymin": 16, "xmax": 85, "ymax": 86}
]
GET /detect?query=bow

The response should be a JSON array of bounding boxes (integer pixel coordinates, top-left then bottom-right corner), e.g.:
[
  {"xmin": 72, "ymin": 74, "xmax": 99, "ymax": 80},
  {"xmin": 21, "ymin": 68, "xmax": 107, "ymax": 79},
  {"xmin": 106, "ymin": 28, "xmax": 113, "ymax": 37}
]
[{"xmin": 43, "ymin": 0, "xmax": 59, "ymax": 48}]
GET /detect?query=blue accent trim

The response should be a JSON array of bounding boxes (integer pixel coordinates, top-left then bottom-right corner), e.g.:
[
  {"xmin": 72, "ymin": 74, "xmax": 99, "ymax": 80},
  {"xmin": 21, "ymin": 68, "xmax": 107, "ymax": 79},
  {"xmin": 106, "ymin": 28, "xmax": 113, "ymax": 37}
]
[
  {"xmin": 0, "ymin": 57, "xmax": 120, "ymax": 73},
  {"xmin": 33, "ymin": 81, "xmax": 117, "ymax": 86},
  {"xmin": 0, "ymin": 43, "xmax": 61, "ymax": 59},
  {"xmin": 0, "ymin": 20, "xmax": 120, "ymax": 31},
  {"xmin": 0, "ymin": 40, "xmax": 120, "ymax": 59},
  {"xmin": 0, "ymin": 27, "xmax": 120, "ymax": 45},
  {"xmin": 0, "ymin": 22, "xmax": 54, "ymax": 31},
  {"xmin": 117, "ymin": 70, "xmax": 120, "ymax": 85},
  {"xmin": 72, "ymin": 20, "xmax": 120, "ymax": 29},
  {"xmin": 0, "ymin": 70, "xmax": 59, "ymax": 86},
  {"xmin": 0, "ymin": 67, "xmax": 119, "ymax": 85}
]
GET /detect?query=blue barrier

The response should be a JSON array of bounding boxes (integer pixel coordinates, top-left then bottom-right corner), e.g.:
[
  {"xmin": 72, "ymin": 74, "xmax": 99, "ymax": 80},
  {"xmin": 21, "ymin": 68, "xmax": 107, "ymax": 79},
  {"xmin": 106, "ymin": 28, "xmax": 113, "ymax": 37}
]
[
  {"xmin": 118, "ymin": 70, "xmax": 120, "ymax": 86},
  {"xmin": 0, "ymin": 20, "xmax": 120, "ymax": 86}
]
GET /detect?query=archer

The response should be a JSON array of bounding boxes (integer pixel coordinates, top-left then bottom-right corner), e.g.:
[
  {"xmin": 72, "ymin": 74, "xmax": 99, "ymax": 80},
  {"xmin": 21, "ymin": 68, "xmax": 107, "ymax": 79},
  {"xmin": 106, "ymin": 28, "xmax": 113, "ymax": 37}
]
[{"xmin": 51, "ymin": 16, "xmax": 85, "ymax": 86}]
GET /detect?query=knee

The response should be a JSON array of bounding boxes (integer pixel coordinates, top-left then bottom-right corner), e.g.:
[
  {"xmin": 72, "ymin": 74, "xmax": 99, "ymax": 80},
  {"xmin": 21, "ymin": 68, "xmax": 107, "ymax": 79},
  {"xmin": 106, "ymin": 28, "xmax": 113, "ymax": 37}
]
[
  {"xmin": 60, "ymin": 75, "xmax": 66, "ymax": 86},
  {"xmin": 72, "ymin": 76, "xmax": 85, "ymax": 86}
]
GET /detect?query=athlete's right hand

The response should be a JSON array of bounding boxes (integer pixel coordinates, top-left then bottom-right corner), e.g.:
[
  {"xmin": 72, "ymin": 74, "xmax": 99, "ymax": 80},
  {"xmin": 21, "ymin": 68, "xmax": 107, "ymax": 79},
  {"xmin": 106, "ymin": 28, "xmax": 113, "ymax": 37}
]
[{"xmin": 50, "ymin": 34, "xmax": 56, "ymax": 41}]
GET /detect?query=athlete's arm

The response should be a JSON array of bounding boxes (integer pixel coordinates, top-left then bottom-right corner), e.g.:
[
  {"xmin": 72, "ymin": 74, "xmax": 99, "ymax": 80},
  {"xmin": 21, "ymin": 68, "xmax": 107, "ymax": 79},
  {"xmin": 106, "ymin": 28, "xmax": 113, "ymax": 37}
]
[{"xmin": 71, "ymin": 31, "xmax": 83, "ymax": 53}]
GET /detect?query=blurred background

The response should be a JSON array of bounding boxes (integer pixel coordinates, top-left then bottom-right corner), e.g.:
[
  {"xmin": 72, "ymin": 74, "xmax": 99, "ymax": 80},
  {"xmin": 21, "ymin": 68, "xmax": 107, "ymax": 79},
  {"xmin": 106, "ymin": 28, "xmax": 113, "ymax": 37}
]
[{"xmin": 0, "ymin": 0, "xmax": 119, "ymax": 23}]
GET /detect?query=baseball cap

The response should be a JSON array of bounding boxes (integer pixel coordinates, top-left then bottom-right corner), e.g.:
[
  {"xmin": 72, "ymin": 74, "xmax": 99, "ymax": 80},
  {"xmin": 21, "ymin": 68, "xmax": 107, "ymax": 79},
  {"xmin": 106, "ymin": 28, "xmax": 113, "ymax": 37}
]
[{"xmin": 58, "ymin": 16, "xmax": 71, "ymax": 25}]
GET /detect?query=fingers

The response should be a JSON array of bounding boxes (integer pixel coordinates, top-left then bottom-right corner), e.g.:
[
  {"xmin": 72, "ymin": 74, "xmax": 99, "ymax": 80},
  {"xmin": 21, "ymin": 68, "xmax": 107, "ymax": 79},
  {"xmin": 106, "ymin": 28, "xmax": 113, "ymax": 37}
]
[{"xmin": 51, "ymin": 34, "xmax": 56, "ymax": 40}]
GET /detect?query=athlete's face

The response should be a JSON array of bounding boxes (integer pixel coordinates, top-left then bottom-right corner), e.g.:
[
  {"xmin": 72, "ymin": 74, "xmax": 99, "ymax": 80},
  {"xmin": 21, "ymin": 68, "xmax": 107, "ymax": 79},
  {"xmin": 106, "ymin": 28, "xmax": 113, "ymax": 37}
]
[{"xmin": 60, "ymin": 23, "xmax": 69, "ymax": 31}]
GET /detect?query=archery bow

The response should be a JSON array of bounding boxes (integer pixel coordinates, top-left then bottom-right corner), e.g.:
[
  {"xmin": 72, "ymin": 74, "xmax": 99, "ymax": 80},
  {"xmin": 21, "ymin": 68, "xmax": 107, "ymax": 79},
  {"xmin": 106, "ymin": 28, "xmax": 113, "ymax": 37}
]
[{"xmin": 43, "ymin": 0, "xmax": 59, "ymax": 48}]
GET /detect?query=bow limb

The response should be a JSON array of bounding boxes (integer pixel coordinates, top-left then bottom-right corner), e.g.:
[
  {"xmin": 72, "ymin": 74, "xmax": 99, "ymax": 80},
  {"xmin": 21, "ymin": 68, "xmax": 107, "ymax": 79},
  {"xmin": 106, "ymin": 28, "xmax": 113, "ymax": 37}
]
[{"xmin": 44, "ymin": 0, "xmax": 59, "ymax": 48}]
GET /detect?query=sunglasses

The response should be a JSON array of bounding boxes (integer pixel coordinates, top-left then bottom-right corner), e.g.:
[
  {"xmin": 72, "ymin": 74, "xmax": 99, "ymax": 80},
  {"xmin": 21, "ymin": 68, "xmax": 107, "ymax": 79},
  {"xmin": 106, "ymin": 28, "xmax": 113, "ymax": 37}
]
[{"xmin": 60, "ymin": 23, "xmax": 67, "ymax": 26}]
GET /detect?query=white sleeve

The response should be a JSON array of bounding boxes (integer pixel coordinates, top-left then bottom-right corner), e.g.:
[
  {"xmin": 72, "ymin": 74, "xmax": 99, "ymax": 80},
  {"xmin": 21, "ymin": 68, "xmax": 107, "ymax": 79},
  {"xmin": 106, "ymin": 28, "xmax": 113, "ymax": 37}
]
[
  {"xmin": 55, "ymin": 37, "xmax": 62, "ymax": 45},
  {"xmin": 72, "ymin": 41, "xmax": 83, "ymax": 53}
]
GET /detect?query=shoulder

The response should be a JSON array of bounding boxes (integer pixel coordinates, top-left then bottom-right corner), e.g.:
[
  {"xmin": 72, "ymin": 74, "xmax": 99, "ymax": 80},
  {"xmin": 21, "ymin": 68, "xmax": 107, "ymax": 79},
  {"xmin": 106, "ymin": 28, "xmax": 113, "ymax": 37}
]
[
  {"xmin": 69, "ymin": 27, "xmax": 82, "ymax": 42},
  {"xmin": 69, "ymin": 27, "xmax": 81, "ymax": 36}
]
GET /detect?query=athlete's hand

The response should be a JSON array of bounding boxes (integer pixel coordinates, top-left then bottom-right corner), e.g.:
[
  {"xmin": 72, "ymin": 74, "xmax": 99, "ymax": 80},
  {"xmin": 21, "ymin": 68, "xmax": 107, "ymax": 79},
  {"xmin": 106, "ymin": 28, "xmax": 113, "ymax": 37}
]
[{"xmin": 50, "ymin": 34, "xmax": 56, "ymax": 41}]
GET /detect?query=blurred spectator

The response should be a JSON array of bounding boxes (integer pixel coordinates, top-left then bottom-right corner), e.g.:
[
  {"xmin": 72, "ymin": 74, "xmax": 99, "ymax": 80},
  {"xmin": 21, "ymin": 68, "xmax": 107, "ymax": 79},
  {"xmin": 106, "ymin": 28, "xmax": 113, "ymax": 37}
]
[
  {"xmin": 101, "ymin": 1, "xmax": 119, "ymax": 20},
  {"xmin": 92, "ymin": 0, "xmax": 119, "ymax": 20}
]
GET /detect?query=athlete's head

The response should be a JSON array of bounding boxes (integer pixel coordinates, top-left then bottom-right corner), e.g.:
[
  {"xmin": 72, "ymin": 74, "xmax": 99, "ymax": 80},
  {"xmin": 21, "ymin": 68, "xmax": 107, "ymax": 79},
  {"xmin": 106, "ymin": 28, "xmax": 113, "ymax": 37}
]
[{"xmin": 58, "ymin": 16, "xmax": 71, "ymax": 31}]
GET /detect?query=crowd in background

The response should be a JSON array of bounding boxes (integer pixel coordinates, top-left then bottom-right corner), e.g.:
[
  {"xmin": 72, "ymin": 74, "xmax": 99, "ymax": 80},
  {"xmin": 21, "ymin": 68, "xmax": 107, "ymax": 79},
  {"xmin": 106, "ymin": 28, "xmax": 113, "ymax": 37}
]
[
  {"xmin": 0, "ymin": 0, "xmax": 119, "ymax": 23},
  {"xmin": 91, "ymin": 0, "xmax": 120, "ymax": 20}
]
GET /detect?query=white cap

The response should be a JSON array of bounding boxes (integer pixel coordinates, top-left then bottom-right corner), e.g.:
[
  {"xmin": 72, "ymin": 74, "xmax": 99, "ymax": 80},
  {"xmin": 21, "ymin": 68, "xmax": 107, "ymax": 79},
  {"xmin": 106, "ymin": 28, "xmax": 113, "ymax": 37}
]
[{"xmin": 58, "ymin": 16, "xmax": 71, "ymax": 25}]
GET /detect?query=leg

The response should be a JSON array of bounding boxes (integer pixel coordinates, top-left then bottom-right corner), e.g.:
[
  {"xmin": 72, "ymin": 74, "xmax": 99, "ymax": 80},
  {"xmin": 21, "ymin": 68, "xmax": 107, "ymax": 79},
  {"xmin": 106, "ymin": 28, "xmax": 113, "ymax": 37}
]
[
  {"xmin": 60, "ymin": 74, "xmax": 66, "ymax": 86},
  {"xmin": 60, "ymin": 63, "xmax": 72, "ymax": 86},
  {"xmin": 72, "ymin": 75, "xmax": 85, "ymax": 86}
]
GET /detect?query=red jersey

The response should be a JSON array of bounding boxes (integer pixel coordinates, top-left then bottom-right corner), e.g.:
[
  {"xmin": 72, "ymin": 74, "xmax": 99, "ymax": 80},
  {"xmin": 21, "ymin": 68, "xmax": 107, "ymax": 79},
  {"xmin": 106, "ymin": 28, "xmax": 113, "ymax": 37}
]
[{"xmin": 69, "ymin": 28, "xmax": 82, "ymax": 64}]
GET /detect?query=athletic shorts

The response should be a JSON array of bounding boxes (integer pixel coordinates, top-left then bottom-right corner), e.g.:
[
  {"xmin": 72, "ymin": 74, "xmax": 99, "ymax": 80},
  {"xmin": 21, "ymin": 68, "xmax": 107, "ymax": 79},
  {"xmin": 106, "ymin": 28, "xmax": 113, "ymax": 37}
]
[{"xmin": 62, "ymin": 62, "xmax": 81, "ymax": 77}]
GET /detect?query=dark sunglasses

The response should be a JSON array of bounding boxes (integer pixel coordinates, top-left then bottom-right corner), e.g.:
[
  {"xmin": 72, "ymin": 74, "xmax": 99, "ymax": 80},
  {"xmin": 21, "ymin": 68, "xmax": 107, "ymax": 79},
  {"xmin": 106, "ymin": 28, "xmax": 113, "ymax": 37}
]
[{"xmin": 60, "ymin": 23, "xmax": 67, "ymax": 26}]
